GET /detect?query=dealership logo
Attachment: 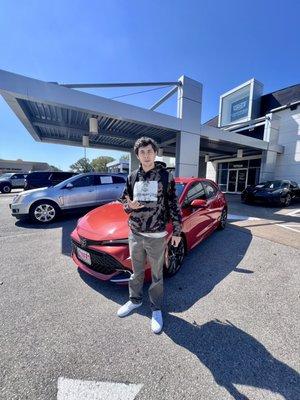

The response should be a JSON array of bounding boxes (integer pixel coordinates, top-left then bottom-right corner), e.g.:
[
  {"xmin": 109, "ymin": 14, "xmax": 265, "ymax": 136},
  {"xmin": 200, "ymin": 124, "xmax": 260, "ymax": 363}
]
[{"xmin": 231, "ymin": 96, "xmax": 249, "ymax": 122}]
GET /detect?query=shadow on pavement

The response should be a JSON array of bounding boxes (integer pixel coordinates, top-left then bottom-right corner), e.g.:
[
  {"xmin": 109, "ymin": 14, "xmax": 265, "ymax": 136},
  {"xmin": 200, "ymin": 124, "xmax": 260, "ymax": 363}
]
[
  {"xmin": 164, "ymin": 226, "xmax": 253, "ymax": 312},
  {"xmin": 164, "ymin": 316, "xmax": 300, "ymax": 400},
  {"xmin": 77, "ymin": 227, "xmax": 299, "ymax": 400},
  {"xmin": 78, "ymin": 224, "xmax": 253, "ymax": 313}
]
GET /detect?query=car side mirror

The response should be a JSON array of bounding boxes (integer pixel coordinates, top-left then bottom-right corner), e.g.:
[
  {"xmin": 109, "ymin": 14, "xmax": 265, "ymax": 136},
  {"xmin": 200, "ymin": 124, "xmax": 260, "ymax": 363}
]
[
  {"xmin": 190, "ymin": 199, "xmax": 207, "ymax": 208},
  {"xmin": 65, "ymin": 183, "xmax": 74, "ymax": 189}
]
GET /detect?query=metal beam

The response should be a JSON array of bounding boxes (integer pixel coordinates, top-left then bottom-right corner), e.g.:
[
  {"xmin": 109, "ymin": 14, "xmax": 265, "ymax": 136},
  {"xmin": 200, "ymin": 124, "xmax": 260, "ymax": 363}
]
[
  {"xmin": 200, "ymin": 125, "xmax": 284, "ymax": 153},
  {"xmin": 149, "ymin": 86, "xmax": 178, "ymax": 111},
  {"xmin": 39, "ymin": 137, "xmax": 131, "ymax": 152},
  {"xmin": 160, "ymin": 137, "xmax": 177, "ymax": 147},
  {"xmin": 0, "ymin": 69, "xmax": 182, "ymax": 134},
  {"xmin": 199, "ymin": 147, "xmax": 235, "ymax": 156},
  {"xmin": 61, "ymin": 81, "xmax": 182, "ymax": 89}
]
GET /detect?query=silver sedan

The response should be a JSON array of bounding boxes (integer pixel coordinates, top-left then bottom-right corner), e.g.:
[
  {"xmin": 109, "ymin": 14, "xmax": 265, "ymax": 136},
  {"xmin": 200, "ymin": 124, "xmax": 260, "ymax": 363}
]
[{"xmin": 9, "ymin": 173, "xmax": 126, "ymax": 223}]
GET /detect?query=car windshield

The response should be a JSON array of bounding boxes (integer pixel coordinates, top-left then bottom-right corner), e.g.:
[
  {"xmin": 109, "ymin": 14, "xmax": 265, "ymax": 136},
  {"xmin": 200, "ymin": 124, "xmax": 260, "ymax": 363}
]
[
  {"xmin": 175, "ymin": 183, "xmax": 186, "ymax": 198},
  {"xmin": 0, "ymin": 173, "xmax": 14, "ymax": 178},
  {"xmin": 257, "ymin": 181, "xmax": 285, "ymax": 189}
]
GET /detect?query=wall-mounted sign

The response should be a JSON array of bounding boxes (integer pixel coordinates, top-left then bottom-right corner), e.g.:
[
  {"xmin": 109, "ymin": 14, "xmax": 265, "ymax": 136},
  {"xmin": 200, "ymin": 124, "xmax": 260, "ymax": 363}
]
[
  {"xmin": 218, "ymin": 79, "xmax": 263, "ymax": 127},
  {"xmin": 231, "ymin": 97, "xmax": 249, "ymax": 121}
]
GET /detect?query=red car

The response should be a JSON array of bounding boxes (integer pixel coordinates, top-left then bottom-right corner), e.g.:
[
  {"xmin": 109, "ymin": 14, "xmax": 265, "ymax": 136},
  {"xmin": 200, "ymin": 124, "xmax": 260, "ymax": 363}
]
[{"xmin": 70, "ymin": 177, "xmax": 227, "ymax": 283}]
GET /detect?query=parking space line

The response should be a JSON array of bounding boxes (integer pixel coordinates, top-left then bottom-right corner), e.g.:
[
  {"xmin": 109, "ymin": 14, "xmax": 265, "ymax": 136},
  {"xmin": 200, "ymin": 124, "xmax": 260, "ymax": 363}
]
[
  {"xmin": 286, "ymin": 209, "xmax": 300, "ymax": 217},
  {"xmin": 228, "ymin": 214, "xmax": 261, "ymax": 221},
  {"xmin": 276, "ymin": 224, "xmax": 300, "ymax": 233},
  {"xmin": 57, "ymin": 378, "xmax": 143, "ymax": 400}
]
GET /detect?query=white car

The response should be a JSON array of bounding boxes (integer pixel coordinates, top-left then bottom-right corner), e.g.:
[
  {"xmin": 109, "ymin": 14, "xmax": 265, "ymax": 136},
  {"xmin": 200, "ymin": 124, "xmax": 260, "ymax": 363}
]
[
  {"xmin": 0, "ymin": 173, "xmax": 27, "ymax": 193},
  {"xmin": 9, "ymin": 172, "xmax": 126, "ymax": 223}
]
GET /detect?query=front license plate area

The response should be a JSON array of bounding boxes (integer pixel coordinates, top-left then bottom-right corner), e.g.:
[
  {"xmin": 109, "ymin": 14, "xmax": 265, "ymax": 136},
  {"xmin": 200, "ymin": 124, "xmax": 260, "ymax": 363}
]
[{"xmin": 77, "ymin": 247, "xmax": 91, "ymax": 265}]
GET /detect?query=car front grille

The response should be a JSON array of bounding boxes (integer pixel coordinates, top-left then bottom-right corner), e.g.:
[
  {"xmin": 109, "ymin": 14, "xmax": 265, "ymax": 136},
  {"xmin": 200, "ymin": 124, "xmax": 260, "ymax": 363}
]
[{"xmin": 72, "ymin": 240, "xmax": 127, "ymax": 275}]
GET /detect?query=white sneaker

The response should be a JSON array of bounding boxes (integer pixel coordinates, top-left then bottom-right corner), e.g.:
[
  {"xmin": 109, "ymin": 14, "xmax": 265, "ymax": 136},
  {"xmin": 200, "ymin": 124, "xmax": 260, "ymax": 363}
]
[
  {"xmin": 151, "ymin": 310, "xmax": 163, "ymax": 334},
  {"xmin": 117, "ymin": 301, "xmax": 142, "ymax": 317}
]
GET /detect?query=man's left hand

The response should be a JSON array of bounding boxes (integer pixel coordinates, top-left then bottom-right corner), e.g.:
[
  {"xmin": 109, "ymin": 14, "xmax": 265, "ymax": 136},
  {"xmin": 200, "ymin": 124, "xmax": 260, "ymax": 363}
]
[{"xmin": 171, "ymin": 236, "xmax": 181, "ymax": 247}]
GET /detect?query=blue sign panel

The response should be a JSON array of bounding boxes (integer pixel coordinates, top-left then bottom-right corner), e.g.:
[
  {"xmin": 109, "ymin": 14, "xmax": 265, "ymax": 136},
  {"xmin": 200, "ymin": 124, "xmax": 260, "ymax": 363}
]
[{"xmin": 230, "ymin": 96, "xmax": 249, "ymax": 122}]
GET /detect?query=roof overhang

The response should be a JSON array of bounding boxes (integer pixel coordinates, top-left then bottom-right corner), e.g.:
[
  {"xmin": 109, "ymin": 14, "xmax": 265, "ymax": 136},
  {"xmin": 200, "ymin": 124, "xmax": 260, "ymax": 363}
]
[
  {"xmin": 0, "ymin": 69, "xmax": 180, "ymax": 152},
  {"xmin": 0, "ymin": 69, "xmax": 284, "ymax": 158}
]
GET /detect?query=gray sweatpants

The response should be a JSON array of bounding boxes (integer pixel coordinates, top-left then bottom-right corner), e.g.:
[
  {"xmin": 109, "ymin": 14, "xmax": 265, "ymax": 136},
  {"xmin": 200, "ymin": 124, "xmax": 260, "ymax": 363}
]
[{"xmin": 128, "ymin": 232, "xmax": 167, "ymax": 311}]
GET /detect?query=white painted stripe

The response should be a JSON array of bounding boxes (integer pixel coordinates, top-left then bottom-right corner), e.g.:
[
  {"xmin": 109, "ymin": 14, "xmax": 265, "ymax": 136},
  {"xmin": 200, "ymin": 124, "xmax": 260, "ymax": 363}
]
[
  {"xmin": 276, "ymin": 224, "xmax": 300, "ymax": 233},
  {"xmin": 57, "ymin": 378, "xmax": 143, "ymax": 400},
  {"xmin": 286, "ymin": 209, "xmax": 300, "ymax": 217},
  {"xmin": 228, "ymin": 214, "xmax": 261, "ymax": 221}
]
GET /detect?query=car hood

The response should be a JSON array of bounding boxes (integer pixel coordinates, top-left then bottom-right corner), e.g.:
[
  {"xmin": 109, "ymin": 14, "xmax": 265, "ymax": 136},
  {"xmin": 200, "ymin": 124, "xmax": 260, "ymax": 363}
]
[
  {"xmin": 76, "ymin": 201, "xmax": 129, "ymax": 241},
  {"xmin": 247, "ymin": 186, "xmax": 280, "ymax": 194},
  {"xmin": 18, "ymin": 187, "xmax": 55, "ymax": 197}
]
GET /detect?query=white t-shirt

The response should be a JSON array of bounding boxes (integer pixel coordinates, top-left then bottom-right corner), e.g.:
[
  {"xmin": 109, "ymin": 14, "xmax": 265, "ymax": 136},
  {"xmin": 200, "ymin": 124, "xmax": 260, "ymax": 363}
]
[{"xmin": 139, "ymin": 231, "xmax": 168, "ymax": 238}]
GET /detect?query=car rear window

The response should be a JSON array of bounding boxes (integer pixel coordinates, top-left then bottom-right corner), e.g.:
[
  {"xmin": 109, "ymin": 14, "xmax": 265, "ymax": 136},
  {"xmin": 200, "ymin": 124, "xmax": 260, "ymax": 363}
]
[
  {"xmin": 27, "ymin": 172, "xmax": 51, "ymax": 180},
  {"xmin": 112, "ymin": 176, "xmax": 126, "ymax": 184}
]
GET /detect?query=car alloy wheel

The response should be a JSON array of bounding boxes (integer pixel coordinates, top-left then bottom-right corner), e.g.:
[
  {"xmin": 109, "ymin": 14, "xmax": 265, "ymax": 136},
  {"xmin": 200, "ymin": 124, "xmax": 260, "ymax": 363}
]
[
  {"xmin": 2, "ymin": 185, "xmax": 11, "ymax": 193},
  {"xmin": 32, "ymin": 202, "xmax": 57, "ymax": 223},
  {"xmin": 218, "ymin": 208, "xmax": 227, "ymax": 230},
  {"xmin": 285, "ymin": 194, "xmax": 291, "ymax": 207},
  {"xmin": 164, "ymin": 239, "xmax": 185, "ymax": 277}
]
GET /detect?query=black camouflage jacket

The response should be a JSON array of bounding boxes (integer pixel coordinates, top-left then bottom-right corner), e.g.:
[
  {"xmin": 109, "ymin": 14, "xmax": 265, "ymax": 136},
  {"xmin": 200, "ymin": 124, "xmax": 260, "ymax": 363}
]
[{"xmin": 120, "ymin": 162, "xmax": 182, "ymax": 236}]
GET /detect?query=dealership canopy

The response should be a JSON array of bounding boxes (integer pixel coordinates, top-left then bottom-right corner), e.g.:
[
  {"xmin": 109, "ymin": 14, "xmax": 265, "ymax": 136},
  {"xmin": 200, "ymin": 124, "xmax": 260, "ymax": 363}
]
[{"xmin": 0, "ymin": 69, "xmax": 283, "ymax": 176}]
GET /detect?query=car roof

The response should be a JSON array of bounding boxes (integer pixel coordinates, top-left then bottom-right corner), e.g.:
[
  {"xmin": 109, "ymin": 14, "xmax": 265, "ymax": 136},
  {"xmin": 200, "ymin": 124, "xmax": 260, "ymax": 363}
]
[
  {"xmin": 175, "ymin": 177, "xmax": 208, "ymax": 184},
  {"xmin": 75, "ymin": 172, "xmax": 125, "ymax": 176}
]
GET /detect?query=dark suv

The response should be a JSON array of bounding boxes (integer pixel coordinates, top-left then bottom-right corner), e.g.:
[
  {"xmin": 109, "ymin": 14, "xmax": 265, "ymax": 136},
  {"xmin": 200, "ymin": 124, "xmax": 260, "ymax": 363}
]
[{"xmin": 24, "ymin": 171, "xmax": 77, "ymax": 190}]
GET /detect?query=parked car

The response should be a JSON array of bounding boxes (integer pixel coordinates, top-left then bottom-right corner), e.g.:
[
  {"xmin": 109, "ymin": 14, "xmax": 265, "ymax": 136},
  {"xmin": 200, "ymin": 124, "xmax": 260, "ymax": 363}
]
[
  {"xmin": 241, "ymin": 180, "xmax": 300, "ymax": 207},
  {"xmin": 9, "ymin": 173, "xmax": 126, "ymax": 223},
  {"xmin": 0, "ymin": 173, "xmax": 27, "ymax": 193},
  {"xmin": 70, "ymin": 177, "xmax": 227, "ymax": 283},
  {"xmin": 24, "ymin": 171, "xmax": 77, "ymax": 190}
]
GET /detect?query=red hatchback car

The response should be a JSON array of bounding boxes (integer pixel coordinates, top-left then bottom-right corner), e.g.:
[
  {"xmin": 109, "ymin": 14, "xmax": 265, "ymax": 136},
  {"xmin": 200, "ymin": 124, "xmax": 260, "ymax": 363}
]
[{"xmin": 70, "ymin": 177, "xmax": 227, "ymax": 283}]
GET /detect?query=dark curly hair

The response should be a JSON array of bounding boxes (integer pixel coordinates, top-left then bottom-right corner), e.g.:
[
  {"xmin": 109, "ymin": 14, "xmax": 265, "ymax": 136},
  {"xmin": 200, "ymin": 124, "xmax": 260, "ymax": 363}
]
[{"xmin": 134, "ymin": 137, "xmax": 158, "ymax": 155}]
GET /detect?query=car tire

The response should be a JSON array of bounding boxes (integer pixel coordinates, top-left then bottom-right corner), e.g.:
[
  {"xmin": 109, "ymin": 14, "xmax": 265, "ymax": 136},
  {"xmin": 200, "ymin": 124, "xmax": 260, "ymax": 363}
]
[
  {"xmin": 0, "ymin": 184, "xmax": 12, "ymax": 193},
  {"xmin": 284, "ymin": 193, "xmax": 292, "ymax": 207},
  {"xmin": 164, "ymin": 237, "xmax": 185, "ymax": 277},
  {"xmin": 29, "ymin": 200, "xmax": 60, "ymax": 223},
  {"xmin": 217, "ymin": 208, "xmax": 227, "ymax": 230}
]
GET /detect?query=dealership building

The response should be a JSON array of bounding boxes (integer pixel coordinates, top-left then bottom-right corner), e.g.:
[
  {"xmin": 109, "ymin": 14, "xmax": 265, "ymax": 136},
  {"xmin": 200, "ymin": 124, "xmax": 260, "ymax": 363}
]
[
  {"xmin": 0, "ymin": 69, "xmax": 299, "ymax": 192},
  {"xmin": 0, "ymin": 159, "xmax": 50, "ymax": 174}
]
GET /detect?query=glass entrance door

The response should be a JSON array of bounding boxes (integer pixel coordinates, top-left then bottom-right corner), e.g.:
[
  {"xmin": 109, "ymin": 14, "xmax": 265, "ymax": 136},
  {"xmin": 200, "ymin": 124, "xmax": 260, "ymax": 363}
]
[
  {"xmin": 228, "ymin": 170, "xmax": 237, "ymax": 192},
  {"xmin": 227, "ymin": 169, "xmax": 248, "ymax": 192},
  {"xmin": 237, "ymin": 169, "xmax": 247, "ymax": 192}
]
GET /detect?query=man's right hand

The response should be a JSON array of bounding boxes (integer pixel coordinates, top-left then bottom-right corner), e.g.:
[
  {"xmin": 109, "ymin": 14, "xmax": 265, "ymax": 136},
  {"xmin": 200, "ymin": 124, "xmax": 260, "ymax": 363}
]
[{"xmin": 125, "ymin": 195, "xmax": 145, "ymax": 210}]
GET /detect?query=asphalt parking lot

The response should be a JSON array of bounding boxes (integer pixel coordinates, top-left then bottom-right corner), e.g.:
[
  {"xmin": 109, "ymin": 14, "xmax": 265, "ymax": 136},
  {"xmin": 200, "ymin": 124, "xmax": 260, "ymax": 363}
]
[{"xmin": 0, "ymin": 191, "xmax": 299, "ymax": 400}]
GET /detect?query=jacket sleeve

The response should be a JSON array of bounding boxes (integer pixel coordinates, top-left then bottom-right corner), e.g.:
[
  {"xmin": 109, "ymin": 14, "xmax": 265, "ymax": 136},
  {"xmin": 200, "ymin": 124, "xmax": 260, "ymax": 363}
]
[
  {"xmin": 119, "ymin": 176, "xmax": 133, "ymax": 214},
  {"xmin": 167, "ymin": 174, "xmax": 182, "ymax": 236}
]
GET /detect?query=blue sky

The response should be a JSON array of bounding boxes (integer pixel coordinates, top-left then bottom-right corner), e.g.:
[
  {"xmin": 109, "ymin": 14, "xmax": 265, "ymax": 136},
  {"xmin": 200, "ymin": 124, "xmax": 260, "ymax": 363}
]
[{"xmin": 0, "ymin": 0, "xmax": 299, "ymax": 170}]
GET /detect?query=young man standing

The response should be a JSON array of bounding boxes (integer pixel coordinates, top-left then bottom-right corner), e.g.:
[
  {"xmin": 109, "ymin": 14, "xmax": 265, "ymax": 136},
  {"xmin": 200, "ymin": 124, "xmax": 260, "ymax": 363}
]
[{"xmin": 117, "ymin": 137, "xmax": 182, "ymax": 334}]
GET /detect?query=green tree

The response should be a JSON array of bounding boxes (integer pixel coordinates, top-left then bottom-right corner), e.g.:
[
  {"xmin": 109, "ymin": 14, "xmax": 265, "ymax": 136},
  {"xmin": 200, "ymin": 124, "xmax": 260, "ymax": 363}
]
[
  {"xmin": 49, "ymin": 165, "xmax": 62, "ymax": 172},
  {"xmin": 120, "ymin": 153, "xmax": 130, "ymax": 161},
  {"xmin": 91, "ymin": 156, "xmax": 115, "ymax": 172},
  {"xmin": 70, "ymin": 158, "xmax": 94, "ymax": 172}
]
